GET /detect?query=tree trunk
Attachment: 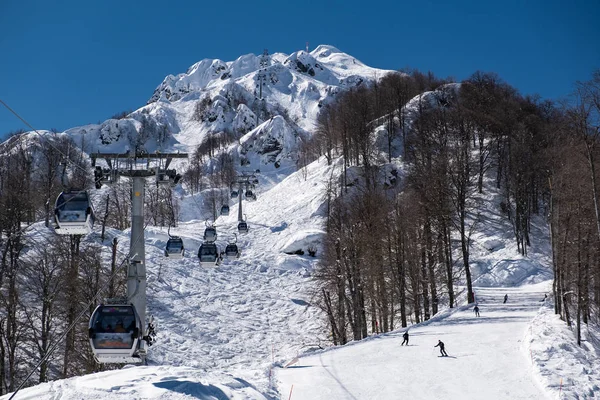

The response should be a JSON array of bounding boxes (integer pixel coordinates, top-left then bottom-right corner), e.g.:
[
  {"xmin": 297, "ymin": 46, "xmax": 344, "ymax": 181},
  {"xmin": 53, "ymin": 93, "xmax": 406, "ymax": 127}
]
[
  {"xmin": 323, "ymin": 289, "xmax": 340, "ymax": 345},
  {"xmin": 0, "ymin": 320, "xmax": 5, "ymax": 395},
  {"xmin": 108, "ymin": 238, "xmax": 118, "ymax": 298},
  {"xmin": 426, "ymin": 220, "xmax": 438, "ymax": 315},
  {"xmin": 478, "ymin": 134, "xmax": 485, "ymax": 193},
  {"xmin": 336, "ymin": 262, "xmax": 347, "ymax": 345},
  {"xmin": 549, "ymin": 178, "xmax": 560, "ymax": 315},
  {"xmin": 459, "ymin": 207, "xmax": 474, "ymax": 303},
  {"xmin": 576, "ymin": 220, "xmax": 582, "ymax": 345},
  {"xmin": 396, "ymin": 232, "xmax": 407, "ymax": 327},
  {"xmin": 62, "ymin": 236, "xmax": 80, "ymax": 378},
  {"xmin": 101, "ymin": 195, "xmax": 110, "ymax": 243},
  {"xmin": 420, "ymin": 243, "xmax": 430, "ymax": 321},
  {"xmin": 444, "ymin": 220, "xmax": 455, "ymax": 308}
]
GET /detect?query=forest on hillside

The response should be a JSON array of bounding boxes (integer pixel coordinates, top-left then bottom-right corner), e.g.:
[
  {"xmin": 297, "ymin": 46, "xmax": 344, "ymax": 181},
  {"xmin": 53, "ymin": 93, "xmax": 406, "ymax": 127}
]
[
  {"xmin": 0, "ymin": 67, "xmax": 598, "ymax": 394},
  {"xmin": 304, "ymin": 69, "xmax": 600, "ymax": 347}
]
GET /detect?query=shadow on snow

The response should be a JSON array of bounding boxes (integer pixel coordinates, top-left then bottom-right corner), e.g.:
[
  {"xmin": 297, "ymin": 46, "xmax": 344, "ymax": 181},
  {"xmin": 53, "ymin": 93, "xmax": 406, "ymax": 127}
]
[{"xmin": 153, "ymin": 380, "xmax": 229, "ymax": 399}]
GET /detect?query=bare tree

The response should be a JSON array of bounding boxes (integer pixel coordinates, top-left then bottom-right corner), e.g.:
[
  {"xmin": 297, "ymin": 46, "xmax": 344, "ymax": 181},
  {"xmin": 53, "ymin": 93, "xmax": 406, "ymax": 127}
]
[{"xmin": 20, "ymin": 241, "xmax": 66, "ymax": 383}]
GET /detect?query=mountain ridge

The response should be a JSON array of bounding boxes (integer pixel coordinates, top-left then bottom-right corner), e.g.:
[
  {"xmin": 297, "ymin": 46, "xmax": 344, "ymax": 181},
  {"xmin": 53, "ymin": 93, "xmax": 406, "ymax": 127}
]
[{"xmin": 47, "ymin": 44, "xmax": 393, "ymax": 174}]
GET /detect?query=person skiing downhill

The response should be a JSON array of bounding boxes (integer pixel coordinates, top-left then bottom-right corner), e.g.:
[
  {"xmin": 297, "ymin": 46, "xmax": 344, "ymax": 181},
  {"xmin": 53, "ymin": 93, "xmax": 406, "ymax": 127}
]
[
  {"xmin": 474, "ymin": 305, "xmax": 480, "ymax": 317},
  {"xmin": 401, "ymin": 331, "xmax": 409, "ymax": 346},
  {"xmin": 434, "ymin": 340, "xmax": 448, "ymax": 357},
  {"xmin": 503, "ymin": 294, "xmax": 508, "ymax": 304}
]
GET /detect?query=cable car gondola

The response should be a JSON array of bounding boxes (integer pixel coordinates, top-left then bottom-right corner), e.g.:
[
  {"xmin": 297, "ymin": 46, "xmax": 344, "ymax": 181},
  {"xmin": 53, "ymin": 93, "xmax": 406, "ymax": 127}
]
[
  {"xmin": 245, "ymin": 190, "xmax": 257, "ymax": 201},
  {"xmin": 88, "ymin": 303, "xmax": 143, "ymax": 364},
  {"xmin": 203, "ymin": 221, "xmax": 217, "ymax": 243},
  {"xmin": 238, "ymin": 221, "xmax": 249, "ymax": 234},
  {"xmin": 164, "ymin": 236, "xmax": 185, "ymax": 258},
  {"xmin": 231, "ymin": 190, "xmax": 238, "ymax": 199},
  {"xmin": 224, "ymin": 235, "xmax": 240, "ymax": 259},
  {"xmin": 224, "ymin": 243, "xmax": 240, "ymax": 258},
  {"xmin": 220, "ymin": 204, "xmax": 230, "ymax": 216},
  {"xmin": 198, "ymin": 242, "xmax": 221, "ymax": 266},
  {"xmin": 54, "ymin": 190, "xmax": 95, "ymax": 235}
]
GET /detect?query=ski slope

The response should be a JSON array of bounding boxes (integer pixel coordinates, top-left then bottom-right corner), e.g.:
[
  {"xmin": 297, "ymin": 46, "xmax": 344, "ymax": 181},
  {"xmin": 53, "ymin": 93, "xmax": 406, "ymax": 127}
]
[
  {"xmin": 276, "ymin": 285, "xmax": 551, "ymax": 400},
  {"xmin": 2, "ymin": 155, "xmax": 599, "ymax": 400}
]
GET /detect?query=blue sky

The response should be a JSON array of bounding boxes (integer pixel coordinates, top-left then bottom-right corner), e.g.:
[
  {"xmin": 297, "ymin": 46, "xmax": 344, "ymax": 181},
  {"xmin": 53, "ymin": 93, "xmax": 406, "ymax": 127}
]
[{"xmin": 1, "ymin": 0, "xmax": 598, "ymax": 136}]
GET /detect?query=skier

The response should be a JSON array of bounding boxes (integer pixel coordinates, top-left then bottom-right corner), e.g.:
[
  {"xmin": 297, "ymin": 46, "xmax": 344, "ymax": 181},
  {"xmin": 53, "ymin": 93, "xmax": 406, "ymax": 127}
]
[
  {"xmin": 474, "ymin": 305, "xmax": 480, "ymax": 317},
  {"xmin": 401, "ymin": 331, "xmax": 409, "ymax": 346},
  {"xmin": 434, "ymin": 340, "xmax": 448, "ymax": 357},
  {"xmin": 503, "ymin": 294, "xmax": 508, "ymax": 303}
]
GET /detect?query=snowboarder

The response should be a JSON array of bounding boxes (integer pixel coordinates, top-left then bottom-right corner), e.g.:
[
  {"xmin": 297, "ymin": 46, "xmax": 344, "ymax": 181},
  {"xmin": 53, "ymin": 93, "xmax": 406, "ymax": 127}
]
[
  {"xmin": 434, "ymin": 340, "xmax": 448, "ymax": 357},
  {"xmin": 474, "ymin": 305, "xmax": 480, "ymax": 317},
  {"xmin": 401, "ymin": 331, "xmax": 409, "ymax": 346},
  {"xmin": 503, "ymin": 294, "xmax": 508, "ymax": 303}
]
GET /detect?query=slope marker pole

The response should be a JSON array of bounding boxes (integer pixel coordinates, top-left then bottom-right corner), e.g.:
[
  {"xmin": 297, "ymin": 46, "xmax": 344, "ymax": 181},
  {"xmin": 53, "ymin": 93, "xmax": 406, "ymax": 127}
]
[
  {"xmin": 530, "ymin": 348, "xmax": 534, "ymax": 364},
  {"xmin": 559, "ymin": 378, "xmax": 563, "ymax": 398}
]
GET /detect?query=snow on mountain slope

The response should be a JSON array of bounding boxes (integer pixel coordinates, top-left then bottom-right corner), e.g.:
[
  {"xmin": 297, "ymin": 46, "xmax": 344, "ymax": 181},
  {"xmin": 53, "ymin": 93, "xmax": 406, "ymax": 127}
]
[
  {"xmin": 310, "ymin": 45, "xmax": 381, "ymax": 80},
  {"xmin": 234, "ymin": 116, "xmax": 300, "ymax": 166},
  {"xmin": 1, "ymin": 365, "xmax": 267, "ymax": 400},
  {"xmin": 468, "ymin": 174, "xmax": 553, "ymax": 287},
  {"xmin": 110, "ymin": 156, "xmax": 340, "ymax": 394},
  {"xmin": 60, "ymin": 45, "xmax": 392, "ymax": 170},
  {"xmin": 274, "ymin": 163, "xmax": 597, "ymax": 400},
  {"xmin": 149, "ymin": 46, "xmax": 388, "ymax": 104},
  {"xmin": 0, "ymin": 156, "xmax": 339, "ymax": 400}
]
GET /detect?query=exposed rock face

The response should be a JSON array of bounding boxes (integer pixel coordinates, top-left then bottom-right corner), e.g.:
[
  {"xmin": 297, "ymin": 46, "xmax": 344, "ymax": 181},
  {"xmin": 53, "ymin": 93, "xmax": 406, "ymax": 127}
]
[{"xmin": 237, "ymin": 116, "xmax": 298, "ymax": 166}]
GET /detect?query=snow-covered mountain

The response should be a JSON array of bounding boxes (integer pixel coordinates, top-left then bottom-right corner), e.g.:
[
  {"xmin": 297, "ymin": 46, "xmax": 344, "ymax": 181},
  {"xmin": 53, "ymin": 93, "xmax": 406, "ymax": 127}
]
[
  {"xmin": 2, "ymin": 45, "xmax": 598, "ymax": 400},
  {"xmin": 149, "ymin": 45, "xmax": 383, "ymax": 104},
  {"xmin": 63, "ymin": 45, "xmax": 392, "ymax": 170}
]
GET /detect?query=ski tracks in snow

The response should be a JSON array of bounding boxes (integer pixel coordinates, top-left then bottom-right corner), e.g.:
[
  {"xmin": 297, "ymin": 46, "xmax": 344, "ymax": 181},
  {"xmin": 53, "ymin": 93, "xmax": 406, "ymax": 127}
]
[
  {"xmin": 144, "ymin": 216, "xmax": 322, "ymax": 394},
  {"xmin": 276, "ymin": 286, "xmax": 551, "ymax": 400}
]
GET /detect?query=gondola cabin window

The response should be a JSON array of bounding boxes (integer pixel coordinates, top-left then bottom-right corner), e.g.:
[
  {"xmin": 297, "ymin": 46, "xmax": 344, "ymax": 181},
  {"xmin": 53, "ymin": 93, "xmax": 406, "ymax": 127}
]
[
  {"xmin": 91, "ymin": 306, "xmax": 136, "ymax": 349},
  {"xmin": 56, "ymin": 193, "xmax": 90, "ymax": 222},
  {"xmin": 58, "ymin": 201, "xmax": 88, "ymax": 221},
  {"xmin": 199, "ymin": 245, "xmax": 217, "ymax": 262},
  {"xmin": 166, "ymin": 239, "xmax": 183, "ymax": 253}
]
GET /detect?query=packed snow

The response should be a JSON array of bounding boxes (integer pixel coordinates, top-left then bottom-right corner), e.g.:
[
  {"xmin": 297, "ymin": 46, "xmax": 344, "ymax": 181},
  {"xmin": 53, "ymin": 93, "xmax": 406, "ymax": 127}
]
[{"xmin": 277, "ymin": 284, "xmax": 552, "ymax": 400}]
